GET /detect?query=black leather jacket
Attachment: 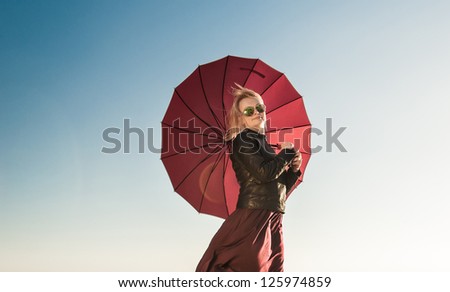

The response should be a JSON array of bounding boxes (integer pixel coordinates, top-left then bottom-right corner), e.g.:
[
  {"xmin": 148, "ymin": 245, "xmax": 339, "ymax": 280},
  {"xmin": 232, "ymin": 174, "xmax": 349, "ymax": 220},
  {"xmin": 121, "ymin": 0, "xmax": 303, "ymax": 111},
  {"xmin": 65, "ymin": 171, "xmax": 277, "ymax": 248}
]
[{"xmin": 230, "ymin": 128, "xmax": 301, "ymax": 213}]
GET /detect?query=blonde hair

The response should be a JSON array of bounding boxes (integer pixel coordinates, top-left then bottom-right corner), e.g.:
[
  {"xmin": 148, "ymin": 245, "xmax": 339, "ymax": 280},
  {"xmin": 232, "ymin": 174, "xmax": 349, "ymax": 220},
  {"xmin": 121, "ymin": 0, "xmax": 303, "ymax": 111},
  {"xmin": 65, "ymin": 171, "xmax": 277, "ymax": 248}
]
[{"xmin": 224, "ymin": 84, "xmax": 263, "ymax": 141}]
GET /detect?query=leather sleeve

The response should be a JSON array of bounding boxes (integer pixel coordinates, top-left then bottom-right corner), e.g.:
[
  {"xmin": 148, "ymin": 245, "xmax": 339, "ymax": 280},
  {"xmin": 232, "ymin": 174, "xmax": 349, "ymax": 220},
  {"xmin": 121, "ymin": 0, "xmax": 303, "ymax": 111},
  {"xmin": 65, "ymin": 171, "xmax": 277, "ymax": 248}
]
[
  {"xmin": 283, "ymin": 168, "xmax": 302, "ymax": 194},
  {"xmin": 232, "ymin": 132, "xmax": 296, "ymax": 183}
]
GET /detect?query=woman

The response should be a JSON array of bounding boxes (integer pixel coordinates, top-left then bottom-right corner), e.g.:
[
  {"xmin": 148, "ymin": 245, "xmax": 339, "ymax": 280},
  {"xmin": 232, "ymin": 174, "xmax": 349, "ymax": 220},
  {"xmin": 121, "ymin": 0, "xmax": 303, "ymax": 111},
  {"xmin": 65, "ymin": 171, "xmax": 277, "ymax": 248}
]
[{"xmin": 195, "ymin": 84, "xmax": 302, "ymax": 272}]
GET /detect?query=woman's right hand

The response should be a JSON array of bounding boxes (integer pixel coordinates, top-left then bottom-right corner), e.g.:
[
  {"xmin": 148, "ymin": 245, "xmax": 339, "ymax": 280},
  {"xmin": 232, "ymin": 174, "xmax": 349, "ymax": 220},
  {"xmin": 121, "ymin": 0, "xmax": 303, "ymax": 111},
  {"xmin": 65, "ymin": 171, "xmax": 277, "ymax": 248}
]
[{"xmin": 279, "ymin": 142, "xmax": 294, "ymax": 149}]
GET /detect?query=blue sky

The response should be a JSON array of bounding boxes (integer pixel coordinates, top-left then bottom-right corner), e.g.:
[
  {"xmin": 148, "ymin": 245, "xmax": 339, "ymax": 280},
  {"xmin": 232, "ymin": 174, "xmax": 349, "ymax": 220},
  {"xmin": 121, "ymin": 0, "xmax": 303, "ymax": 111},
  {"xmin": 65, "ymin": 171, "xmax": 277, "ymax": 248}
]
[{"xmin": 1, "ymin": 0, "xmax": 450, "ymax": 271}]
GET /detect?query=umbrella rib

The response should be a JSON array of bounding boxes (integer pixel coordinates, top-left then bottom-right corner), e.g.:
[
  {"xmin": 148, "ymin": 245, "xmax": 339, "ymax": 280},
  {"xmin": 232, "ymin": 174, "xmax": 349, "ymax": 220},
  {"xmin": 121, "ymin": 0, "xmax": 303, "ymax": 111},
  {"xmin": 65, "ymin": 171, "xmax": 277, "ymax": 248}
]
[
  {"xmin": 265, "ymin": 94, "xmax": 303, "ymax": 115},
  {"xmin": 198, "ymin": 66, "xmax": 225, "ymax": 130},
  {"xmin": 222, "ymin": 143, "xmax": 232, "ymax": 216},
  {"xmin": 161, "ymin": 121, "xmax": 224, "ymax": 138},
  {"xmin": 242, "ymin": 58, "xmax": 259, "ymax": 88},
  {"xmin": 173, "ymin": 146, "xmax": 222, "ymax": 192},
  {"xmin": 220, "ymin": 56, "xmax": 230, "ymax": 129},
  {"xmin": 265, "ymin": 123, "xmax": 312, "ymax": 133},
  {"xmin": 260, "ymin": 72, "xmax": 284, "ymax": 96},
  {"xmin": 198, "ymin": 149, "xmax": 226, "ymax": 214},
  {"xmin": 174, "ymin": 90, "xmax": 223, "ymax": 136},
  {"xmin": 266, "ymin": 124, "xmax": 312, "ymax": 155},
  {"xmin": 161, "ymin": 143, "xmax": 225, "ymax": 160}
]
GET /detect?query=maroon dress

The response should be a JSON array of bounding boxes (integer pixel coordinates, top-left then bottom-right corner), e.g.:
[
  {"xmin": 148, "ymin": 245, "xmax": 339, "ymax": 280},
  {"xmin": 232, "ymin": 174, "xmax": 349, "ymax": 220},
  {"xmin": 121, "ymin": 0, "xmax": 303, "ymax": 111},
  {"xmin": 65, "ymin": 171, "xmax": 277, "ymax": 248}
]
[
  {"xmin": 196, "ymin": 208, "xmax": 284, "ymax": 272},
  {"xmin": 195, "ymin": 129, "xmax": 300, "ymax": 272}
]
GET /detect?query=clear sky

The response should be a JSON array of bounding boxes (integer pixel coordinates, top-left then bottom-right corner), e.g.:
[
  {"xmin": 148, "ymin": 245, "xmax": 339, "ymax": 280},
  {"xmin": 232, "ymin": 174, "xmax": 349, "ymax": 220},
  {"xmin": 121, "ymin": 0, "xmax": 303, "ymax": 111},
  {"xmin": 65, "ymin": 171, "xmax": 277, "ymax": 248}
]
[{"xmin": 1, "ymin": 0, "xmax": 450, "ymax": 271}]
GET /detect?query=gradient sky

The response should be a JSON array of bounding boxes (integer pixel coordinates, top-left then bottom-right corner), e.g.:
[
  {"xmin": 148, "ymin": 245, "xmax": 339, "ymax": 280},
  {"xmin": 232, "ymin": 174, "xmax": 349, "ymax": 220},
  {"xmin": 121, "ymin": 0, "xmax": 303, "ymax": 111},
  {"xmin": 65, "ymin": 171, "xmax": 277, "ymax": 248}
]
[{"xmin": 1, "ymin": 0, "xmax": 450, "ymax": 271}]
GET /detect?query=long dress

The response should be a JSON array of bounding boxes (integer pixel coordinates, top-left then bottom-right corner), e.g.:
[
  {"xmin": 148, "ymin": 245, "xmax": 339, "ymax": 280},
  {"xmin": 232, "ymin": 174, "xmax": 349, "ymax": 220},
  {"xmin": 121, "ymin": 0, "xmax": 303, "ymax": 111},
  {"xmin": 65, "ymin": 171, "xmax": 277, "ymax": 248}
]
[
  {"xmin": 195, "ymin": 208, "xmax": 284, "ymax": 272},
  {"xmin": 195, "ymin": 129, "xmax": 300, "ymax": 272}
]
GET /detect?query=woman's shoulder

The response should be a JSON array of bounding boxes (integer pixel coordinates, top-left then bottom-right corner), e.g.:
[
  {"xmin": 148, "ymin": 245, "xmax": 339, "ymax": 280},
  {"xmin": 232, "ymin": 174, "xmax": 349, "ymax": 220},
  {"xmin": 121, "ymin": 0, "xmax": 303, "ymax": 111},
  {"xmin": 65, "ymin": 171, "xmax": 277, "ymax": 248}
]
[
  {"xmin": 237, "ymin": 128, "xmax": 265, "ymax": 139},
  {"xmin": 231, "ymin": 129, "xmax": 264, "ymax": 154},
  {"xmin": 234, "ymin": 129, "xmax": 262, "ymax": 143}
]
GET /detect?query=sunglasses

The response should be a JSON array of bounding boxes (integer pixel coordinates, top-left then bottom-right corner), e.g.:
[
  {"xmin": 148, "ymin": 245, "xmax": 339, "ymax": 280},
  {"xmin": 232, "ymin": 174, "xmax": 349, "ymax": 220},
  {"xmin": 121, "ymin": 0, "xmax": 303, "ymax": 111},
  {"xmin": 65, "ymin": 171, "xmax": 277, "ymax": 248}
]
[{"xmin": 242, "ymin": 104, "xmax": 266, "ymax": 117}]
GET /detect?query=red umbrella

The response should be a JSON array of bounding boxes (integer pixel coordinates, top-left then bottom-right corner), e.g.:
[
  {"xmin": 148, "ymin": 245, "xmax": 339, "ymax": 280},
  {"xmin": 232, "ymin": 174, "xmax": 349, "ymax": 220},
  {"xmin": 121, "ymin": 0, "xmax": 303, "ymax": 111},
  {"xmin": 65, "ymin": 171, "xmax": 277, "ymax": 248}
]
[{"xmin": 161, "ymin": 55, "xmax": 311, "ymax": 219}]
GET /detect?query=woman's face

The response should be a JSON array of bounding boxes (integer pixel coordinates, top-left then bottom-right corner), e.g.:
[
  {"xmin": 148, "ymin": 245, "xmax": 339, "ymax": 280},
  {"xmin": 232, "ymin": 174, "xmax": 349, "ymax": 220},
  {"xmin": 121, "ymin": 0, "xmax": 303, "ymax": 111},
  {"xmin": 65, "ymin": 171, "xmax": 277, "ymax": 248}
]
[{"xmin": 239, "ymin": 97, "xmax": 266, "ymax": 132}]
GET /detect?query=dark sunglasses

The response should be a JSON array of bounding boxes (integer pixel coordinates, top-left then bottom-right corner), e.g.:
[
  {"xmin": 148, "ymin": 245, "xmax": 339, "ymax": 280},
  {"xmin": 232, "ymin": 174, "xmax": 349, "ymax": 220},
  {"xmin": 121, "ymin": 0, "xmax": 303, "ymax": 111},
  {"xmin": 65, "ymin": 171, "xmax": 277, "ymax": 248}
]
[{"xmin": 242, "ymin": 104, "xmax": 266, "ymax": 117}]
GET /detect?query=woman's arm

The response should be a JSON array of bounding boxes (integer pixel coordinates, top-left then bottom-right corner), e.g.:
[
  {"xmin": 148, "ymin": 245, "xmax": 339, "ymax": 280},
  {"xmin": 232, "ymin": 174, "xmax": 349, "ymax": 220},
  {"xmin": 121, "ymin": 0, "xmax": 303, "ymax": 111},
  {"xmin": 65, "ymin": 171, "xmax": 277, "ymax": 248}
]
[{"xmin": 283, "ymin": 168, "xmax": 302, "ymax": 194}]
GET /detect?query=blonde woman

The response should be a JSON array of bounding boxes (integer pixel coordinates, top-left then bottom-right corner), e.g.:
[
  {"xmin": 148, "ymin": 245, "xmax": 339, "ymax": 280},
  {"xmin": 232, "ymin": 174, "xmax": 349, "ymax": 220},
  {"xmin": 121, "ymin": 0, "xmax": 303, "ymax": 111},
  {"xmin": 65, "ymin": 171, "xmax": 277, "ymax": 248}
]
[{"xmin": 196, "ymin": 84, "xmax": 302, "ymax": 272}]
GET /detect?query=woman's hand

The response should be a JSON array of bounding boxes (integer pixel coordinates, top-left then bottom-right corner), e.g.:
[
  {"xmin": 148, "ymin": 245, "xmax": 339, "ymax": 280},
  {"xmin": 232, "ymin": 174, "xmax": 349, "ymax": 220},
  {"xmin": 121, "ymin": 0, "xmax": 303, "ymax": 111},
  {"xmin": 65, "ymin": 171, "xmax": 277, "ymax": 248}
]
[
  {"xmin": 291, "ymin": 151, "xmax": 302, "ymax": 172},
  {"xmin": 279, "ymin": 142, "xmax": 302, "ymax": 171},
  {"xmin": 280, "ymin": 142, "xmax": 294, "ymax": 149}
]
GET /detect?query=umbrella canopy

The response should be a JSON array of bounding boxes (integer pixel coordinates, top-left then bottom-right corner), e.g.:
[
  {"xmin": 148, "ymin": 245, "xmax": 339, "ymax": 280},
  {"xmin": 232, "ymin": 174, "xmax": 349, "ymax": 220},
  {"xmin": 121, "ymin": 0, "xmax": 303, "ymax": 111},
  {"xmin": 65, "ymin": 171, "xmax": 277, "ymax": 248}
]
[{"xmin": 161, "ymin": 55, "xmax": 311, "ymax": 219}]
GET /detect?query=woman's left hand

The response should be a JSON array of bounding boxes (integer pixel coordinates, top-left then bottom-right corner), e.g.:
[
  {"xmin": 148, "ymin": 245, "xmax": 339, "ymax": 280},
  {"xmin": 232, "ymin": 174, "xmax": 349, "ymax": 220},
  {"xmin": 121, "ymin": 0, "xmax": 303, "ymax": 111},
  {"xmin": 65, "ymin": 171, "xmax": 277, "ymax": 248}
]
[{"xmin": 291, "ymin": 151, "xmax": 302, "ymax": 172}]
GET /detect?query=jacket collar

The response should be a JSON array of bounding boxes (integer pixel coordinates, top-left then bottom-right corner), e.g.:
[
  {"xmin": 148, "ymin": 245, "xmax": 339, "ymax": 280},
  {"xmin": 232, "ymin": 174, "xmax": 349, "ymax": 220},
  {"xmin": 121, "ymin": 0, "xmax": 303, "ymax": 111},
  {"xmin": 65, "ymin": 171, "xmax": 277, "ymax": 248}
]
[{"xmin": 243, "ymin": 128, "xmax": 266, "ymax": 139}]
